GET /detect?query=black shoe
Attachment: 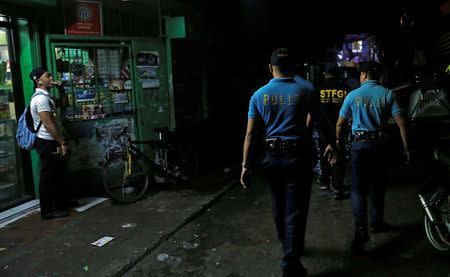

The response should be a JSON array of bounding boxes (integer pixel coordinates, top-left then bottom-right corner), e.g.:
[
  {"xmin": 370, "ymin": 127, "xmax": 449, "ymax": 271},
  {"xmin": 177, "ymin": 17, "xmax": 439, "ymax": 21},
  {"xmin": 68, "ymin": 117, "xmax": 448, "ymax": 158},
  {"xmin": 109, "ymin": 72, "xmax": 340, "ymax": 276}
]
[
  {"xmin": 334, "ymin": 192, "xmax": 350, "ymax": 200},
  {"xmin": 351, "ymin": 228, "xmax": 369, "ymax": 255},
  {"xmin": 42, "ymin": 210, "xmax": 69, "ymax": 220},
  {"xmin": 370, "ymin": 221, "xmax": 390, "ymax": 233}
]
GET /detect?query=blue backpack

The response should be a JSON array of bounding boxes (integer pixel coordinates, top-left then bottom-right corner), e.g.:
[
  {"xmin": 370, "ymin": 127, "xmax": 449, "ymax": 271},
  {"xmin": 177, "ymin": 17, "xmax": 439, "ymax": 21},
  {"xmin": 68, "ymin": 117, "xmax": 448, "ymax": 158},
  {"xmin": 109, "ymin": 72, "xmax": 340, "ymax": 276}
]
[{"xmin": 16, "ymin": 91, "xmax": 48, "ymax": 150}]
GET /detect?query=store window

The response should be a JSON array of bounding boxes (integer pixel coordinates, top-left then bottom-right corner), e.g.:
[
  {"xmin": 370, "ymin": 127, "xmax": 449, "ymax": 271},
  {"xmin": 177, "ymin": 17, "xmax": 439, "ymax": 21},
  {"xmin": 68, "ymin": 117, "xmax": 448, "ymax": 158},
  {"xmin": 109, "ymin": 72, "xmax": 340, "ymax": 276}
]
[
  {"xmin": 54, "ymin": 46, "xmax": 133, "ymax": 121},
  {"xmin": 0, "ymin": 26, "xmax": 20, "ymax": 205}
]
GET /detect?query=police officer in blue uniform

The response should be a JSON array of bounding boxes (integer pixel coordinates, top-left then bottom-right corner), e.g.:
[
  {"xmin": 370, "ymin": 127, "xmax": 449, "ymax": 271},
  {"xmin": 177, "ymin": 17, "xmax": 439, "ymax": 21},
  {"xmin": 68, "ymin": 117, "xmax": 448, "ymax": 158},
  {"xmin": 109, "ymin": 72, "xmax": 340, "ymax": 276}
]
[
  {"xmin": 241, "ymin": 48, "xmax": 334, "ymax": 277},
  {"xmin": 336, "ymin": 61, "xmax": 410, "ymax": 254}
]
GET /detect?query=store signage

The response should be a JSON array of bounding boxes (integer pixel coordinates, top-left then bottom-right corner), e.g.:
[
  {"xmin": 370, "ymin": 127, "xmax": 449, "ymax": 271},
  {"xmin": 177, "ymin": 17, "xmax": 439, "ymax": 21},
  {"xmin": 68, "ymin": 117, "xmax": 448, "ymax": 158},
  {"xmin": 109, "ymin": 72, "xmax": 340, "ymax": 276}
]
[{"xmin": 65, "ymin": 1, "xmax": 103, "ymax": 36}]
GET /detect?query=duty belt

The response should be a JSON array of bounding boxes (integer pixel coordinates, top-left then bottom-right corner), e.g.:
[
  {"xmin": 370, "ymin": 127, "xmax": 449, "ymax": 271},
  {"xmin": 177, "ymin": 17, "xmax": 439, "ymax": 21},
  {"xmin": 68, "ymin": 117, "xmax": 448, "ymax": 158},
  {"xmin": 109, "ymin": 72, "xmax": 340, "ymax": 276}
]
[
  {"xmin": 353, "ymin": 131, "xmax": 386, "ymax": 142},
  {"xmin": 264, "ymin": 138, "xmax": 303, "ymax": 156}
]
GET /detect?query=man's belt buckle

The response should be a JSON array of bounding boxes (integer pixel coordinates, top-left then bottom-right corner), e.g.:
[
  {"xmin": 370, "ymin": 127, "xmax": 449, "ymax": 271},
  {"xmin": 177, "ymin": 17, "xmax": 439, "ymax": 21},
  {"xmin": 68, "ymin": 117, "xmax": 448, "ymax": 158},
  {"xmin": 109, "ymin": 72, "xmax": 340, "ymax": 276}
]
[
  {"xmin": 266, "ymin": 138, "xmax": 279, "ymax": 149},
  {"xmin": 265, "ymin": 138, "xmax": 282, "ymax": 155},
  {"xmin": 265, "ymin": 138, "xmax": 300, "ymax": 155},
  {"xmin": 354, "ymin": 131, "xmax": 383, "ymax": 142}
]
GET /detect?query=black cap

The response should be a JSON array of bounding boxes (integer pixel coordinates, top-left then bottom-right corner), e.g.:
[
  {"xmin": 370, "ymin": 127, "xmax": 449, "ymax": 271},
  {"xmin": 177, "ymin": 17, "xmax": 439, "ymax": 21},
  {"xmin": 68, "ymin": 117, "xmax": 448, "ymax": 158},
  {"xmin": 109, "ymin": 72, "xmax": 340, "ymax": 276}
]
[
  {"xmin": 270, "ymin": 48, "xmax": 292, "ymax": 66},
  {"xmin": 324, "ymin": 62, "xmax": 338, "ymax": 75},
  {"xmin": 358, "ymin": 61, "xmax": 381, "ymax": 76},
  {"xmin": 29, "ymin": 67, "xmax": 47, "ymax": 83}
]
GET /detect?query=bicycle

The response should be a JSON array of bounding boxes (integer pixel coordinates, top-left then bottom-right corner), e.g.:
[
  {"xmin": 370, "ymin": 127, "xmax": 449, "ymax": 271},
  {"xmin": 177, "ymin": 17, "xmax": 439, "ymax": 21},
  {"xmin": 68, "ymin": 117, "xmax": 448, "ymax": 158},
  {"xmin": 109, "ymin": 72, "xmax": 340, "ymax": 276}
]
[{"xmin": 102, "ymin": 126, "xmax": 198, "ymax": 203}]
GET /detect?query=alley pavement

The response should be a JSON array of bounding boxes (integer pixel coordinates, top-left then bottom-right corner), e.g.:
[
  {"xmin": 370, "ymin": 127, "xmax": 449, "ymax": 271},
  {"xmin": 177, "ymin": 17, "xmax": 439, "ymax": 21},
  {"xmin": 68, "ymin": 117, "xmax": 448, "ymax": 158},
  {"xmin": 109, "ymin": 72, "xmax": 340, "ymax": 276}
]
[
  {"xmin": 122, "ymin": 169, "xmax": 450, "ymax": 277},
  {"xmin": 0, "ymin": 164, "xmax": 449, "ymax": 277},
  {"xmin": 0, "ymin": 167, "xmax": 238, "ymax": 277}
]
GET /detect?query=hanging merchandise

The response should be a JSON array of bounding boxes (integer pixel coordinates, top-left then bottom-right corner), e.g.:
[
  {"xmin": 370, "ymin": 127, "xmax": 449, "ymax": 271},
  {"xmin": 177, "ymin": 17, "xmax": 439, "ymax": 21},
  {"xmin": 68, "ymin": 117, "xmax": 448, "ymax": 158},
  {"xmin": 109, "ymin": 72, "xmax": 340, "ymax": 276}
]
[
  {"xmin": 56, "ymin": 59, "xmax": 69, "ymax": 73},
  {"xmin": 71, "ymin": 54, "xmax": 84, "ymax": 77},
  {"xmin": 55, "ymin": 46, "xmax": 133, "ymax": 121},
  {"xmin": 121, "ymin": 64, "xmax": 131, "ymax": 79},
  {"xmin": 85, "ymin": 59, "xmax": 95, "ymax": 80}
]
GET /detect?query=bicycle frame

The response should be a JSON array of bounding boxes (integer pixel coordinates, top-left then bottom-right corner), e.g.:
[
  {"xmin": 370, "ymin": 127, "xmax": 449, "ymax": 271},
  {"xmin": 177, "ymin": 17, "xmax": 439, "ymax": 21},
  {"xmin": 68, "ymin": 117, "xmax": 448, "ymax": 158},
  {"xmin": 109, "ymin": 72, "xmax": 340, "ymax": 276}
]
[
  {"xmin": 113, "ymin": 126, "xmax": 191, "ymax": 182},
  {"xmin": 125, "ymin": 137, "xmax": 170, "ymax": 178}
]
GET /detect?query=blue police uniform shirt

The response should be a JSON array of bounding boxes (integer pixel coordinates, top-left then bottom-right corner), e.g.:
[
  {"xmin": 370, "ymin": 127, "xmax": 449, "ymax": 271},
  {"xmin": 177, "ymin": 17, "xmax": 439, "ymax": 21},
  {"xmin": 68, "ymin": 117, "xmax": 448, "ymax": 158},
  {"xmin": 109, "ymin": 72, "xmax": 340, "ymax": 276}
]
[
  {"xmin": 293, "ymin": 77, "xmax": 314, "ymax": 90},
  {"xmin": 248, "ymin": 77, "xmax": 316, "ymax": 140},
  {"xmin": 339, "ymin": 80, "xmax": 402, "ymax": 134}
]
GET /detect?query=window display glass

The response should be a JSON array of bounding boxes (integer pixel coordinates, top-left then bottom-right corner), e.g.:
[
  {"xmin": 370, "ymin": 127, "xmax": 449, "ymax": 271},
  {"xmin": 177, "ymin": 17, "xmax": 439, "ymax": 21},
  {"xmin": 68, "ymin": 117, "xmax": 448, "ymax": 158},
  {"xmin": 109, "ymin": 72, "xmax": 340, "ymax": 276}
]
[
  {"xmin": 54, "ymin": 46, "xmax": 133, "ymax": 121},
  {"xmin": 0, "ymin": 26, "xmax": 20, "ymax": 204}
]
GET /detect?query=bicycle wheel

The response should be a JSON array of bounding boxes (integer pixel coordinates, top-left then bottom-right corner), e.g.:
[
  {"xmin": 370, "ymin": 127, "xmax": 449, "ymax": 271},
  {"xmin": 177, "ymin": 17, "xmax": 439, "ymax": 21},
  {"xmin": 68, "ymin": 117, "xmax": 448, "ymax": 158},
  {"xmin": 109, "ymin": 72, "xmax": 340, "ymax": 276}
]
[
  {"xmin": 103, "ymin": 154, "xmax": 149, "ymax": 203},
  {"xmin": 424, "ymin": 196, "xmax": 450, "ymax": 251},
  {"xmin": 424, "ymin": 215, "xmax": 449, "ymax": 251}
]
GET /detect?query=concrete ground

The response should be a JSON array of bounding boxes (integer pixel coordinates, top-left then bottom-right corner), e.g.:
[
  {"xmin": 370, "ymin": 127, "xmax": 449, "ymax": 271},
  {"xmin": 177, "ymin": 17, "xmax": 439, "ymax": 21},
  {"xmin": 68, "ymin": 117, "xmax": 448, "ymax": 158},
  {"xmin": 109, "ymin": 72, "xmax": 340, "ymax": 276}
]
[
  {"xmin": 123, "ymin": 170, "xmax": 450, "ymax": 277},
  {"xmin": 0, "ymin": 164, "xmax": 449, "ymax": 277},
  {"xmin": 0, "ymin": 167, "xmax": 237, "ymax": 277}
]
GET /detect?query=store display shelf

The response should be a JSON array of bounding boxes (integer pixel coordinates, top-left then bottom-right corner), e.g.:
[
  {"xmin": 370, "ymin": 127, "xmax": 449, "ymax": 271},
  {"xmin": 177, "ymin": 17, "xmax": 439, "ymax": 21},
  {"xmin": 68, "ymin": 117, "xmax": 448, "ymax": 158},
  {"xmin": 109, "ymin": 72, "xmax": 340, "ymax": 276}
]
[{"xmin": 63, "ymin": 111, "xmax": 134, "ymax": 122}]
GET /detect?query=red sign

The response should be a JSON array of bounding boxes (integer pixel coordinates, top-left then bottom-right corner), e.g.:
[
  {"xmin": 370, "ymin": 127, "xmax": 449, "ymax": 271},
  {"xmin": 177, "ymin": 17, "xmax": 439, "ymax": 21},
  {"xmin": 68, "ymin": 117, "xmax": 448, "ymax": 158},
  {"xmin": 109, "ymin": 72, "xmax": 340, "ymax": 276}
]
[{"xmin": 65, "ymin": 1, "xmax": 103, "ymax": 36}]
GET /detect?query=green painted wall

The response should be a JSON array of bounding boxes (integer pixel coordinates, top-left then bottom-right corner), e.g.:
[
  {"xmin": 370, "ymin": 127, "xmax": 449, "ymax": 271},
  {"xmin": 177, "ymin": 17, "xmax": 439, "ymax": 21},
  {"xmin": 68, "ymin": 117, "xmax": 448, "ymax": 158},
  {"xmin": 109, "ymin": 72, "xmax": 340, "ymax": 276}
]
[
  {"xmin": 131, "ymin": 38, "xmax": 171, "ymax": 155},
  {"xmin": 166, "ymin": 17, "xmax": 186, "ymax": 39},
  {"xmin": 40, "ymin": 36, "xmax": 171, "ymax": 193},
  {"xmin": 3, "ymin": 0, "xmax": 181, "ymax": 199},
  {"xmin": 16, "ymin": 19, "xmax": 42, "ymax": 197}
]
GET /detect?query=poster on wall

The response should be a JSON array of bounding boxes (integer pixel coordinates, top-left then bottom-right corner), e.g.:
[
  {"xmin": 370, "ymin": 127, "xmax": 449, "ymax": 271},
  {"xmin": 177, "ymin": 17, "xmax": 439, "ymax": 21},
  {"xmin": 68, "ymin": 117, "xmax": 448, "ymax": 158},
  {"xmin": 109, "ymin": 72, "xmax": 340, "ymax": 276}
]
[
  {"xmin": 141, "ymin": 79, "xmax": 160, "ymax": 89},
  {"xmin": 65, "ymin": 1, "xmax": 103, "ymax": 36},
  {"xmin": 115, "ymin": 93, "xmax": 129, "ymax": 104},
  {"xmin": 136, "ymin": 51, "xmax": 159, "ymax": 67},
  {"xmin": 68, "ymin": 117, "xmax": 134, "ymax": 171},
  {"xmin": 137, "ymin": 51, "xmax": 160, "ymax": 89},
  {"xmin": 137, "ymin": 66, "xmax": 157, "ymax": 78}
]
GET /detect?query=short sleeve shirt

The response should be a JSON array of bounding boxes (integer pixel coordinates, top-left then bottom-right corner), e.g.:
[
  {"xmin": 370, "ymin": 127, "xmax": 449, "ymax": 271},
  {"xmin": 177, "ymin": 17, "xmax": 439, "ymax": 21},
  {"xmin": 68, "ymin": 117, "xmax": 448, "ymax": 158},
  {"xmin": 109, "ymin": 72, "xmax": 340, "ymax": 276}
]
[
  {"xmin": 30, "ymin": 88, "xmax": 56, "ymax": 140},
  {"xmin": 293, "ymin": 77, "xmax": 314, "ymax": 90},
  {"xmin": 315, "ymin": 78, "xmax": 350, "ymax": 128},
  {"xmin": 248, "ymin": 77, "xmax": 316, "ymax": 140},
  {"xmin": 339, "ymin": 80, "xmax": 402, "ymax": 134}
]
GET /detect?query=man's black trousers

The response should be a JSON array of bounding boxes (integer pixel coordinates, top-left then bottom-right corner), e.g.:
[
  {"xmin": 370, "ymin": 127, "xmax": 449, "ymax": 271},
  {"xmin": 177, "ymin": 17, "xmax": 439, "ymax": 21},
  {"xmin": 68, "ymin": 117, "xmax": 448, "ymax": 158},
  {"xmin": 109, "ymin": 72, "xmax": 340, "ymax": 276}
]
[
  {"xmin": 34, "ymin": 138, "xmax": 68, "ymax": 215},
  {"xmin": 261, "ymin": 150, "xmax": 313, "ymax": 271}
]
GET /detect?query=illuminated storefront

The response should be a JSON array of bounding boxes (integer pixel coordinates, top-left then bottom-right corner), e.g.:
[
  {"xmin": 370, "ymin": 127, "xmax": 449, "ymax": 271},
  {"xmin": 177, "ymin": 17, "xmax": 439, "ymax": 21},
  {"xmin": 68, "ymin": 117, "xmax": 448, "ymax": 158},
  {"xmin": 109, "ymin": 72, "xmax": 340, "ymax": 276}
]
[{"xmin": 0, "ymin": 15, "xmax": 36, "ymax": 208}]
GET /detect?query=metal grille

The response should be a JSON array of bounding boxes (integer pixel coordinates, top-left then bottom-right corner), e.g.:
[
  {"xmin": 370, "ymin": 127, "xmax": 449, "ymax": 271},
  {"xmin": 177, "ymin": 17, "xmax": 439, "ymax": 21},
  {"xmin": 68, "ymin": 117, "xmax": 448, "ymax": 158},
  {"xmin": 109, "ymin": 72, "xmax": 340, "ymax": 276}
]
[{"xmin": 54, "ymin": 46, "xmax": 133, "ymax": 121}]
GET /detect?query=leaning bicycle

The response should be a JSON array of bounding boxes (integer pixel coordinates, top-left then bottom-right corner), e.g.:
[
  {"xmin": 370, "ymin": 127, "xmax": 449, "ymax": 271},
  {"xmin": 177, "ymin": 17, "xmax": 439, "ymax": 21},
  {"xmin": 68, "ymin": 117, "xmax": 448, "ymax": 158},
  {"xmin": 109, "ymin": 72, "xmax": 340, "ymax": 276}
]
[{"xmin": 102, "ymin": 126, "xmax": 198, "ymax": 203}]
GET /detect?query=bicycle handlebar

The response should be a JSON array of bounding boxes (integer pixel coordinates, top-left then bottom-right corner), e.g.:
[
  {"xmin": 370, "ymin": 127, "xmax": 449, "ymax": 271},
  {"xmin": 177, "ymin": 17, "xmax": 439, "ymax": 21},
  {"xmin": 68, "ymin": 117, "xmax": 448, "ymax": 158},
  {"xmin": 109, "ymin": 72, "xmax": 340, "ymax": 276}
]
[{"xmin": 112, "ymin": 126, "xmax": 170, "ymax": 147}]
